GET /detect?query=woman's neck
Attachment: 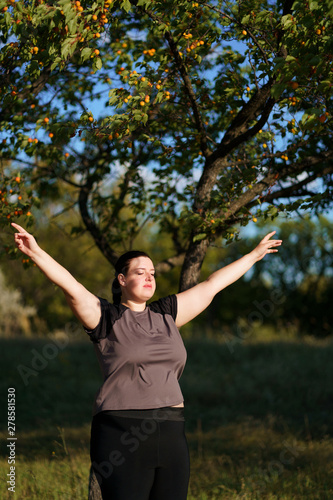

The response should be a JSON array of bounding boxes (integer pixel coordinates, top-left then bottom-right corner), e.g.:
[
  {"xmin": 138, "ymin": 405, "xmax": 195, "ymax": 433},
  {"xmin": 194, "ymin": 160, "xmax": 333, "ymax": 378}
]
[{"xmin": 121, "ymin": 299, "xmax": 147, "ymax": 311}]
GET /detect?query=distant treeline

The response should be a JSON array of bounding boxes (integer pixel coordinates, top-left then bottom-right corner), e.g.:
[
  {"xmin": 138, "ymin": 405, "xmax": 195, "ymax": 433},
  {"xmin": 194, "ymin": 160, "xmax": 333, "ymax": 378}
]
[
  {"xmin": 1, "ymin": 215, "xmax": 332, "ymax": 338},
  {"xmin": 197, "ymin": 215, "xmax": 333, "ymax": 338}
]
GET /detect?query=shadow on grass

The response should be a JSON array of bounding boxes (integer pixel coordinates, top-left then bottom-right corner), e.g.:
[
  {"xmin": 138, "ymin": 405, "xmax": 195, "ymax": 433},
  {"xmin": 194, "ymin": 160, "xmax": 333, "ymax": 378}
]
[
  {"xmin": 1, "ymin": 335, "xmax": 333, "ymax": 460},
  {"xmin": 182, "ymin": 336, "xmax": 333, "ymax": 438}
]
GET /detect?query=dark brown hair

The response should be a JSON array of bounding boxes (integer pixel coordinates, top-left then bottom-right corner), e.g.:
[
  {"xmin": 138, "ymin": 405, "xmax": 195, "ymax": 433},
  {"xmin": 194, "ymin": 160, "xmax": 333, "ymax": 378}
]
[{"xmin": 112, "ymin": 251, "xmax": 151, "ymax": 305}]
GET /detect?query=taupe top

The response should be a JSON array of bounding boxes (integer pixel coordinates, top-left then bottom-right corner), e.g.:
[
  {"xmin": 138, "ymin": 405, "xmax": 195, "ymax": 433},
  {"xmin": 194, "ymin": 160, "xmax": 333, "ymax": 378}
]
[{"xmin": 85, "ymin": 295, "xmax": 187, "ymax": 415}]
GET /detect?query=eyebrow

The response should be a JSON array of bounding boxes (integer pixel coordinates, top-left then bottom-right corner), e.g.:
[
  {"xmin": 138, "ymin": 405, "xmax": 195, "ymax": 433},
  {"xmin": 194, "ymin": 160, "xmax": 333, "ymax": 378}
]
[{"xmin": 134, "ymin": 267, "xmax": 155, "ymax": 271}]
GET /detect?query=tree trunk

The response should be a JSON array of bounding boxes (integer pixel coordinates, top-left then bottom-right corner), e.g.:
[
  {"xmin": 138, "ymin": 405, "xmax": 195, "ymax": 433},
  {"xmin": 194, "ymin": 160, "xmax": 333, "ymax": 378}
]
[
  {"xmin": 178, "ymin": 237, "xmax": 210, "ymax": 291},
  {"xmin": 88, "ymin": 466, "xmax": 103, "ymax": 500}
]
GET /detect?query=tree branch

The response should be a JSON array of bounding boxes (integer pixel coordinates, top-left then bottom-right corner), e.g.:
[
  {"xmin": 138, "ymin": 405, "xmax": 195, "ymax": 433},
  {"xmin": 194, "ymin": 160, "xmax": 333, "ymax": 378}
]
[
  {"xmin": 18, "ymin": 68, "xmax": 52, "ymax": 102},
  {"xmin": 251, "ymin": 158, "xmax": 333, "ymax": 206},
  {"xmin": 155, "ymin": 253, "xmax": 185, "ymax": 275},
  {"xmin": 223, "ymin": 151, "xmax": 333, "ymax": 220},
  {"xmin": 200, "ymin": 2, "xmax": 271, "ymax": 66},
  {"xmin": 193, "ymin": 82, "xmax": 276, "ymax": 210},
  {"xmin": 141, "ymin": 6, "xmax": 210, "ymax": 158},
  {"xmin": 78, "ymin": 180, "xmax": 119, "ymax": 267},
  {"xmin": 163, "ymin": 31, "xmax": 210, "ymax": 158}
]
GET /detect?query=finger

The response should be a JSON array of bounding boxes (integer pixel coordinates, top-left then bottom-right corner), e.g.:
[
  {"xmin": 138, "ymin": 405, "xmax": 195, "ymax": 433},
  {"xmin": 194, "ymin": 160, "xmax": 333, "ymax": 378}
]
[
  {"xmin": 14, "ymin": 233, "xmax": 26, "ymax": 240},
  {"xmin": 14, "ymin": 233, "xmax": 24, "ymax": 242},
  {"xmin": 265, "ymin": 231, "xmax": 277, "ymax": 239},
  {"xmin": 11, "ymin": 222, "xmax": 28, "ymax": 233},
  {"xmin": 264, "ymin": 238, "xmax": 282, "ymax": 245},
  {"xmin": 260, "ymin": 231, "xmax": 276, "ymax": 243}
]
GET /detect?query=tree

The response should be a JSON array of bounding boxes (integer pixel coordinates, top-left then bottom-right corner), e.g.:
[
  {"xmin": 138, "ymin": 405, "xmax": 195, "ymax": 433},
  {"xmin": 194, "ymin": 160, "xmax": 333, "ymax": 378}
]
[
  {"xmin": 0, "ymin": 268, "xmax": 36, "ymax": 336},
  {"xmin": 1, "ymin": 0, "xmax": 333, "ymax": 293},
  {"xmin": 0, "ymin": 195, "xmax": 182, "ymax": 332}
]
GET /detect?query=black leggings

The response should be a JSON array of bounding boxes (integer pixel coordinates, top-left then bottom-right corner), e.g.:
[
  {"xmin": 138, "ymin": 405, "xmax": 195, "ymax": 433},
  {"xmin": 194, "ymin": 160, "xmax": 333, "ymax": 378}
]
[{"xmin": 90, "ymin": 407, "xmax": 190, "ymax": 500}]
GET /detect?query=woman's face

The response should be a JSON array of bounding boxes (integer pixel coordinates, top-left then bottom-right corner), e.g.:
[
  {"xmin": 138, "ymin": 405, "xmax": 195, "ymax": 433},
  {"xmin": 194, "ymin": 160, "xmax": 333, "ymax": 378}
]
[{"xmin": 118, "ymin": 256, "xmax": 156, "ymax": 303}]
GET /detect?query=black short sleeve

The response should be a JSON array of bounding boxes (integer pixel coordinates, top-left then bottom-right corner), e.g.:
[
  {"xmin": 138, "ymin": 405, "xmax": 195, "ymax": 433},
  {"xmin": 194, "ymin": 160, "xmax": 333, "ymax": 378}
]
[
  {"xmin": 148, "ymin": 294, "xmax": 178, "ymax": 321},
  {"xmin": 84, "ymin": 297, "xmax": 120, "ymax": 343}
]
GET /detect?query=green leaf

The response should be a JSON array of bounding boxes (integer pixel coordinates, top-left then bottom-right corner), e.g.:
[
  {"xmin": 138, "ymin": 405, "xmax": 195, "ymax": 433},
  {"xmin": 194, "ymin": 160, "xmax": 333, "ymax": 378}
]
[
  {"xmin": 271, "ymin": 84, "xmax": 286, "ymax": 99},
  {"xmin": 155, "ymin": 92, "xmax": 164, "ymax": 104},
  {"xmin": 137, "ymin": 0, "xmax": 152, "ymax": 7},
  {"xmin": 285, "ymin": 55, "xmax": 297, "ymax": 63},
  {"xmin": 50, "ymin": 57, "xmax": 62, "ymax": 71},
  {"xmin": 67, "ymin": 19, "xmax": 78, "ymax": 35},
  {"xmin": 61, "ymin": 38, "xmax": 73, "ymax": 59},
  {"xmin": 121, "ymin": 0, "xmax": 131, "ymax": 13},
  {"xmin": 326, "ymin": 0, "xmax": 333, "ymax": 15},
  {"xmin": 309, "ymin": 0, "xmax": 319, "ymax": 10},
  {"xmin": 94, "ymin": 57, "xmax": 102, "ymax": 70},
  {"xmin": 142, "ymin": 113, "xmax": 148, "ymax": 125},
  {"xmin": 193, "ymin": 233, "xmax": 207, "ymax": 242},
  {"xmin": 28, "ymin": 60, "xmax": 41, "ymax": 78},
  {"xmin": 4, "ymin": 11, "xmax": 11, "ymax": 28},
  {"xmin": 81, "ymin": 47, "xmax": 92, "ymax": 62}
]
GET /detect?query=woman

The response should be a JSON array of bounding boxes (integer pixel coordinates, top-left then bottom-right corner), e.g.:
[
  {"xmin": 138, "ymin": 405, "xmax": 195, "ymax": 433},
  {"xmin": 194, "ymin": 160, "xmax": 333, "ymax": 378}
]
[{"xmin": 11, "ymin": 222, "xmax": 282, "ymax": 500}]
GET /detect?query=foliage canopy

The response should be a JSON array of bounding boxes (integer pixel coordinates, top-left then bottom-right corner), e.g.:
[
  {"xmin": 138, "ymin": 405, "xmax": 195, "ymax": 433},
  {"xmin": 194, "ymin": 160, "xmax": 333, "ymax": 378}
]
[{"xmin": 1, "ymin": 0, "xmax": 333, "ymax": 289}]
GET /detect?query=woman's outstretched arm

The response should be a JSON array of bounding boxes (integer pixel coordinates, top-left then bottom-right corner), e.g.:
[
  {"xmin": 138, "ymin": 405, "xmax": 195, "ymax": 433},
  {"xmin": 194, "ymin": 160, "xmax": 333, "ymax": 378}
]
[
  {"xmin": 175, "ymin": 231, "xmax": 282, "ymax": 327},
  {"xmin": 11, "ymin": 223, "xmax": 101, "ymax": 330}
]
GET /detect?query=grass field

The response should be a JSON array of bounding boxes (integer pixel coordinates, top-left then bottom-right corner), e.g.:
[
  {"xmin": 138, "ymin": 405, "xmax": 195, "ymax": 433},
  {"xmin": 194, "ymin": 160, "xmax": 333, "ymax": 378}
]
[{"xmin": 1, "ymin": 329, "xmax": 333, "ymax": 499}]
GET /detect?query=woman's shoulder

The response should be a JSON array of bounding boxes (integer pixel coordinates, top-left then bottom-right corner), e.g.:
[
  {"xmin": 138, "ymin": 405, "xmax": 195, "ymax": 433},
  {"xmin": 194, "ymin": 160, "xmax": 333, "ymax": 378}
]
[
  {"xmin": 98, "ymin": 297, "xmax": 126, "ymax": 316},
  {"xmin": 148, "ymin": 294, "xmax": 177, "ymax": 319},
  {"xmin": 84, "ymin": 297, "xmax": 126, "ymax": 342}
]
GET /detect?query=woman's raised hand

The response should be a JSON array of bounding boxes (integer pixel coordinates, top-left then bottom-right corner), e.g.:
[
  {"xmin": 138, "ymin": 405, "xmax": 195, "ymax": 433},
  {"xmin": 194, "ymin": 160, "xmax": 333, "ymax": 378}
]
[
  {"xmin": 11, "ymin": 223, "xmax": 40, "ymax": 258},
  {"xmin": 251, "ymin": 231, "xmax": 282, "ymax": 262},
  {"xmin": 11, "ymin": 222, "xmax": 101, "ymax": 329}
]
